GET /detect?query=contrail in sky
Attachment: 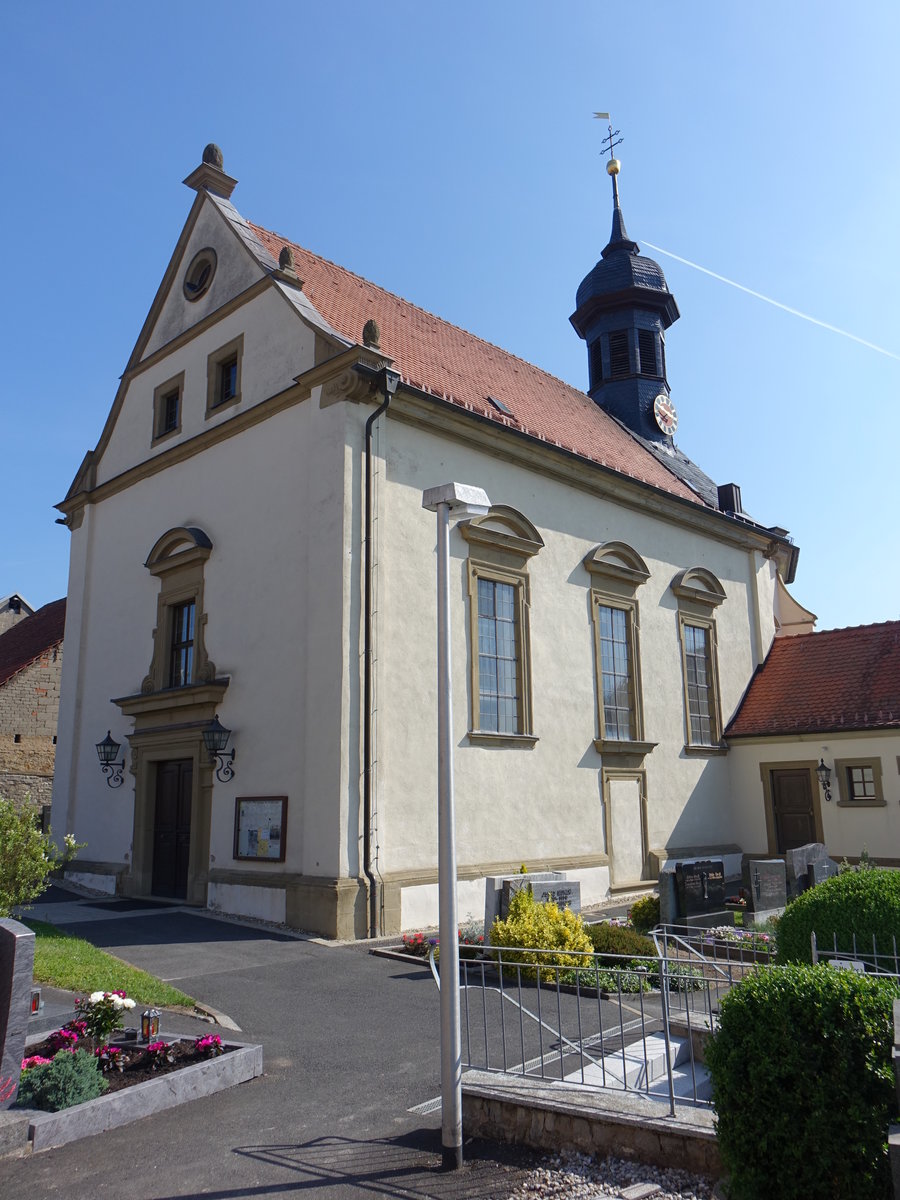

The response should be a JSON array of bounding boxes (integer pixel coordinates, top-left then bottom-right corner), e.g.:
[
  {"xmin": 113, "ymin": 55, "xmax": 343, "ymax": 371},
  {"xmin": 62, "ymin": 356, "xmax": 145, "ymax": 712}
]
[{"xmin": 642, "ymin": 241, "xmax": 900, "ymax": 362}]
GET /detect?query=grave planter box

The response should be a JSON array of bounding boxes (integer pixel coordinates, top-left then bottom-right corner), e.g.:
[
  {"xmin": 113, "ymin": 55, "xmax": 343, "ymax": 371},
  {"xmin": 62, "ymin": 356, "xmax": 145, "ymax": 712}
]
[{"xmin": 19, "ymin": 1038, "xmax": 263, "ymax": 1152}]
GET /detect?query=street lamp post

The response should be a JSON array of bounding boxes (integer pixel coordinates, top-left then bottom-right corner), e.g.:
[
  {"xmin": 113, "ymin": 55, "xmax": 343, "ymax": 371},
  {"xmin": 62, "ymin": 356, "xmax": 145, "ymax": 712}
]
[{"xmin": 422, "ymin": 482, "xmax": 491, "ymax": 1171}]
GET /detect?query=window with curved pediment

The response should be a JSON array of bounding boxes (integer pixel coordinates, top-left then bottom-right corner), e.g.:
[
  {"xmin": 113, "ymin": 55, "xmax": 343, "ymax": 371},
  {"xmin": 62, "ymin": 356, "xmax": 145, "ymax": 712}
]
[
  {"xmin": 671, "ymin": 566, "xmax": 726, "ymax": 752},
  {"xmin": 583, "ymin": 542, "xmax": 654, "ymax": 757},
  {"xmin": 459, "ymin": 506, "xmax": 543, "ymax": 744},
  {"xmin": 142, "ymin": 527, "xmax": 217, "ymax": 694}
]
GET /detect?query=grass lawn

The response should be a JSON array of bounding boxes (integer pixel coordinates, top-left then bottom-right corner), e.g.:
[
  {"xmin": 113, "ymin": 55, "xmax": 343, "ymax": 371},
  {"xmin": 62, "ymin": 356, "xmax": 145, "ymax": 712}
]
[{"xmin": 24, "ymin": 919, "xmax": 195, "ymax": 1008}]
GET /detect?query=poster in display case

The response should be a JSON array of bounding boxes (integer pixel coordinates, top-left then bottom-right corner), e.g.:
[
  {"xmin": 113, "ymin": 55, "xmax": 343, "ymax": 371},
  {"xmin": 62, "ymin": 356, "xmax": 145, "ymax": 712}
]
[{"xmin": 233, "ymin": 796, "xmax": 287, "ymax": 862}]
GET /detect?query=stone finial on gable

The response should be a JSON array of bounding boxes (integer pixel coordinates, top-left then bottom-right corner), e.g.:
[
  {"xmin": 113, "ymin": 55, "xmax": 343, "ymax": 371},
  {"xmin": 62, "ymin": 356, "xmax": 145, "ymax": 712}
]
[
  {"xmin": 274, "ymin": 244, "xmax": 303, "ymax": 289},
  {"xmin": 362, "ymin": 319, "xmax": 381, "ymax": 349},
  {"xmin": 183, "ymin": 143, "xmax": 238, "ymax": 199}
]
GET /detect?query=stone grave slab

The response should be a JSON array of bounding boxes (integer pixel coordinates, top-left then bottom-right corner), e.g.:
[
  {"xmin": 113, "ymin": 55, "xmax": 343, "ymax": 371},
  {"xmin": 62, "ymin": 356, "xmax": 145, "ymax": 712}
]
[
  {"xmin": 0, "ymin": 918, "xmax": 36, "ymax": 1110},
  {"xmin": 675, "ymin": 860, "xmax": 726, "ymax": 916},
  {"xmin": 499, "ymin": 875, "xmax": 580, "ymax": 920},
  {"xmin": 658, "ymin": 870, "xmax": 679, "ymax": 926},
  {"xmin": 484, "ymin": 872, "xmax": 563, "ymax": 938},
  {"xmin": 785, "ymin": 843, "xmax": 830, "ymax": 899},
  {"xmin": 741, "ymin": 859, "xmax": 787, "ymax": 916},
  {"xmin": 809, "ymin": 858, "xmax": 840, "ymax": 886}
]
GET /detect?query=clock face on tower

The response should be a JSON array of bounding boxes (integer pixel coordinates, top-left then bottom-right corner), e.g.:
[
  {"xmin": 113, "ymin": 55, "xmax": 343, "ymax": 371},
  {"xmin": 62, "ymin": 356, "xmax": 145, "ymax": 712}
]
[{"xmin": 653, "ymin": 393, "xmax": 678, "ymax": 436}]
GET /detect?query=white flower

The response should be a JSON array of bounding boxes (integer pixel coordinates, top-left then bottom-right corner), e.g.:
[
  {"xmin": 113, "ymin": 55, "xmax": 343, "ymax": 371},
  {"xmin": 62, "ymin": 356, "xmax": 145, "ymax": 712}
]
[
  {"xmin": 122, "ymin": 998, "xmax": 136, "ymax": 1009},
  {"xmin": 89, "ymin": 991, "xmax": 106, "ymax": 1003}
]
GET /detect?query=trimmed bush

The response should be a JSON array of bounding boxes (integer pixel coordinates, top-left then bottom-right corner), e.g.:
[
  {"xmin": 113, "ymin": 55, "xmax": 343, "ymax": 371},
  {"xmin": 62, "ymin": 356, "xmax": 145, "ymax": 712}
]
[
  {"xmin": 628, "ymin": 894, "xmax": 660, "ymax": 933},
  {"xmin": 585, "ymin": 922, "xmax": 655, "ymax": 963},
  {"xmin": 490, "ymin": 887, "xmax": 592, "ymax": 977},
  {"xmin": 776, "ymin": 868, "xmax": 900, "ymax": 965},
  {"xmin": 16, "ymin": 1048, "xmax": 108, "ymax": 1112},
  {"xmin": 706, "ymin": 963, "xmax": 899, "ymax": 1200}
]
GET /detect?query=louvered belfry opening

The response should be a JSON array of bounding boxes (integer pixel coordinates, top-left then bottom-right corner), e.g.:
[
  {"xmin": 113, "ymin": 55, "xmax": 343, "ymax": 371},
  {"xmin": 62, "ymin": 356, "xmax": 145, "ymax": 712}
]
[
  {"xmin": 638, "ymin": 329, "xmax": 657, "ymax": 377},
  {"xmin": 589, "ymin": 340, "xmax": 604, "ymax": 388},
  {"xmin": 608, "ymin": 330, "xmax": 630, "ymax": 378}
]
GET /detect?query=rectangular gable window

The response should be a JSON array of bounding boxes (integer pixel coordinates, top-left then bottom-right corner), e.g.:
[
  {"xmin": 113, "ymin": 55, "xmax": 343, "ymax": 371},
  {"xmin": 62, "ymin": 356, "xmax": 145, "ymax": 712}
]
[
  {"xmin": 206, "ymin": 334, "xmax": 244, "ymax": 417},
  {"xmin": 152, "ymin": 371, "xmax": 184, "ymax": 443},
  {"xmin": 169, "ymin": 600, "xmax": 195, "ymax": 687}
]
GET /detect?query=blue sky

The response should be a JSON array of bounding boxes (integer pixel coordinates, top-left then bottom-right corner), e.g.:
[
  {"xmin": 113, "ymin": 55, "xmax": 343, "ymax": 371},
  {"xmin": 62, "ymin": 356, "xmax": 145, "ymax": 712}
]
[{"xmin": 2, "ymin": 2, "xmax": 897, "ymax": 630}]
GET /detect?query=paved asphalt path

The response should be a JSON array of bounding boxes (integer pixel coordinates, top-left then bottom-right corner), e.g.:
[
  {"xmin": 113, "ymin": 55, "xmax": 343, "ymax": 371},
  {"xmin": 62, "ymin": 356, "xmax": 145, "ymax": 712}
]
[{"xmin": 2, "ymin": 899, "xmax": 538, "ymax": 1200}]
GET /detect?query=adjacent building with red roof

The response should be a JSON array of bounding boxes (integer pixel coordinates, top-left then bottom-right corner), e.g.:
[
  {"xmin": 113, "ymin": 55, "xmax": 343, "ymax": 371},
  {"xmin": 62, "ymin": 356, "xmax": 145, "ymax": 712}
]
[
  {"xmin": 727, "ymin": 622, "xmax": 900, "ymax": 863},
  {"xmin": 51, "ymin": 145, "xmax": 811, "ymax": 935},
  {"xmin": 0, "ymin": 597, "xmax": 65, "ymax": 812}
]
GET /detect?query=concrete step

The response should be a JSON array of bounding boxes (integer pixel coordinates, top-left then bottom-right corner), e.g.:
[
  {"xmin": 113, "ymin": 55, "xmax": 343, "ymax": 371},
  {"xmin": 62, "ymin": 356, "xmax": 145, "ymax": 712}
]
[{"xmin": 563, "ymin": 1034, "xmax": 711, "ymax": 1104}]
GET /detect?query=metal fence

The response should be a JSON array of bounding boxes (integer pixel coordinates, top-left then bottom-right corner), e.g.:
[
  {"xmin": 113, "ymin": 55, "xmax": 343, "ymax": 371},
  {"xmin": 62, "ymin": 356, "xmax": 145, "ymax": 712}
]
[
  {"xmin": 811, "ymin": 930, "xmax": 900, "ymax": 977},
  {"xmin": 430, "ymin": 934, "xmax": 759, "ymax": 1115}
]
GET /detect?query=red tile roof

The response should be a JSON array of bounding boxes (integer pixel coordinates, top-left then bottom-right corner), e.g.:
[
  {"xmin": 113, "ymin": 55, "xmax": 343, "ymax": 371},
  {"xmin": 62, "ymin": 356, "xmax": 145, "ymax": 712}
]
[
  {"xmin": 726, "ymin": 621, "xmax": 900, "ymax": 737},
  {"xmin": 249, "ymin": 224, "xmax": 707, "ymax": 507},
  {"xmin": 0, "ymin": 598, "xmax": 66, "ymax": 689}
]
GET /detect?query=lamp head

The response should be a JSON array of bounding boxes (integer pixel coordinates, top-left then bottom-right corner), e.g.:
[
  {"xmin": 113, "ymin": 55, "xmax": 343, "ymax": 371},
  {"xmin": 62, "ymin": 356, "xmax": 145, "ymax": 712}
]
[
  {"xmin": 422, "ymin": 482, "xmax": 492, "ymax": 517},
  {"xmin": 95, "ymin": 731, "xmax": 121, "ymax": 765}
]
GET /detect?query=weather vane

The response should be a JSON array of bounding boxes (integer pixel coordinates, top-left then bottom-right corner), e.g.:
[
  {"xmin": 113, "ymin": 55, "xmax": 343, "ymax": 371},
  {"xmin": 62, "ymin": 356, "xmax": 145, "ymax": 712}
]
[{"xmin": 593, "ymin": 112, "xmax": 623, "ymax": 163}]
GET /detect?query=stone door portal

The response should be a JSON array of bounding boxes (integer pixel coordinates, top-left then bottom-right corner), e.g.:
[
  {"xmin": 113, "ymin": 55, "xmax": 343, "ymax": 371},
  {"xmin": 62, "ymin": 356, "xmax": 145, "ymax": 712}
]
[
  {"xmin": 770, "ymin": 768, "xmax": 816, "ymax": 852},
  {"xmin": 152, "ymin": 759, "xmax": 193, "ymax": 899}
]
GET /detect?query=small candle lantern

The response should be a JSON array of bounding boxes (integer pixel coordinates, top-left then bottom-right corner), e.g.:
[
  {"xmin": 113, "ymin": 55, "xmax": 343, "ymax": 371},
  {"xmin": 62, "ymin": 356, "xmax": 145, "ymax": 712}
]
[
  {"xmin": 30, "ymin": 988, "xmax": 42, "ymax": 1015},
  {"xmin": 141, "ymin": 1008, "xmax": 161, "ymax": 1041}
]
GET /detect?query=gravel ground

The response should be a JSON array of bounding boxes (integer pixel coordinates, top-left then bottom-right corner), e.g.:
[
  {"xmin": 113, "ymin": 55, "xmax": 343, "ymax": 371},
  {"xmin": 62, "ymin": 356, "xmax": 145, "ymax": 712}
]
[{"xmin": 505, "ymin": 1151, "xmax": 722, "ymax": 1199}]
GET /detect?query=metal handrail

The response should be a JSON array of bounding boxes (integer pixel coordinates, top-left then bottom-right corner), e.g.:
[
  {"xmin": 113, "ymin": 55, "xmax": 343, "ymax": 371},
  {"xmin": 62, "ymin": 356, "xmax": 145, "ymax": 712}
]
[{"xmin": 652, "ymin": 926, "xmax": 734, "ymax": 981}]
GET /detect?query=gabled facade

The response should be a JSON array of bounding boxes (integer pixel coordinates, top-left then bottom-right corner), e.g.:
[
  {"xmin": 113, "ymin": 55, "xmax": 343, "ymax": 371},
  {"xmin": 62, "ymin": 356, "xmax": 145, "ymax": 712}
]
[
  {"xmin": 52, "ymin": 146, "xmax": 800, "ymax": 937},
  {"xmin": 726, "ymin": 621, "xmax": 900, "ymax": 863},
  {"xmin": 0, "ymin": 598, "xmax": 65, "ymax": 810}
]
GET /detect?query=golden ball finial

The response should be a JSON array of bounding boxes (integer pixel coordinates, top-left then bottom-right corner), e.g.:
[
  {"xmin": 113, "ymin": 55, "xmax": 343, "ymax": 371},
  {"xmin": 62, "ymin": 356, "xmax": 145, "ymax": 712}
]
[{"xmin": 606, "ymin": 158, "xmax": 620, "ymax": 177}]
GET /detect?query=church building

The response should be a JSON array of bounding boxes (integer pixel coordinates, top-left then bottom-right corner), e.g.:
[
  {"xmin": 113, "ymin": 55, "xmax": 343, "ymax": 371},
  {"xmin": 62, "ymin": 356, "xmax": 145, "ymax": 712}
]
[{"xmin": 51, "ymin": 145, "xmax": 804, "ymax": 937}]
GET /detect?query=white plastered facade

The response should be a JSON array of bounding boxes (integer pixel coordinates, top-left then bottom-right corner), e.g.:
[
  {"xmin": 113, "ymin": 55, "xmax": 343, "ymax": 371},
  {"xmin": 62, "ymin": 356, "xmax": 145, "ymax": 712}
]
[{"xmin": 52, "ymin": 173, "xmax": 798, "ymax": 938}]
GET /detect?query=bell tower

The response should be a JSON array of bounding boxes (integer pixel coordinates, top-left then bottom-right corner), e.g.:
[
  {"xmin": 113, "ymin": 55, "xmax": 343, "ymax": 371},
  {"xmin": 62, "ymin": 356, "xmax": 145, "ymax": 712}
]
[{"xmin": 570, "ymin": 122, "xmax": 680, "ymax": 444}]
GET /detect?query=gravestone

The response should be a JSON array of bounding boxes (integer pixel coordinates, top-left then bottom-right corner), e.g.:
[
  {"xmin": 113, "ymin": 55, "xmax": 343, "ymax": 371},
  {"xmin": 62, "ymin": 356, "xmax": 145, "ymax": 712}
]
[
  {"xmin": 658, "ymin": 870, "xmax": 679, "ymax": 927},
  {"xmin": 785, "ymin": 843, "xmax": 837, "ymax": 899},
  {"xmin": 0, "ymin": 918, "xmax": 36, "ymax": 1109},
  {"xmin": 503, "ymin": 877, "xmax": 581, "ymax": 915},
  {"xmin": 484, "ymin": 871, "xmax": 563, "ymax": 938},
  {"xmin": 741, "ymin": 858, "xmax": 787, "ymax": 920},
  {"xmin": 809, "ymin": 857, "xmax": 840, "ymax": 886},
  {"xmin": 674, "ymin": 859, "xmax": 731, "ymax": 929}
]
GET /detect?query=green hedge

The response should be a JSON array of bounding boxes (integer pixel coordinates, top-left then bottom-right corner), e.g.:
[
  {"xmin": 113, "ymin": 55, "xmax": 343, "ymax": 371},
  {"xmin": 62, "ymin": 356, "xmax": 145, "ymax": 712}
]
[
  {"xmin": 628, "ymin": 894, "xmax": 660, "ymax": 934},
  {"xmin": 585, "ymin": 922, "xmax": 655, "ymax": 963},
  {"xmin": 776, "ymin": 868, "xmax": 900, "ymax": 965},
  {"xmin": 706, "ymin": 963, "xmax": 898, "ymax": 1200}
]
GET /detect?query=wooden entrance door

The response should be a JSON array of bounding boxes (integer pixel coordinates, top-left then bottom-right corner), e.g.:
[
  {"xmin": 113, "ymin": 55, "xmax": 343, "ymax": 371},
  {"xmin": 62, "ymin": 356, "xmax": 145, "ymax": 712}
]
[
  {"xmin": 152, "ymin": 760, "xmax": 193, "ymax": 899},
  {"xmin": 771, "ymin": 768, "xmax": 816, "ymax": 852}
]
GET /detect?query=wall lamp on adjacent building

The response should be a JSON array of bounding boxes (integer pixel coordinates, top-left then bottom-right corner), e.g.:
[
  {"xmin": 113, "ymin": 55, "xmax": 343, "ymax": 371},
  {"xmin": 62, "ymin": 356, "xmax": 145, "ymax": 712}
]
[
  {"xmin": 95, "ymin": 731, "xmax": 125, "ymax": 789},
  {"xmin": 203, "ymin": 715, "xmax": 235, "ymax": 782},
  {"xmin": 816, "ymin": 758, "xmax": 833, "ymax": 802}
]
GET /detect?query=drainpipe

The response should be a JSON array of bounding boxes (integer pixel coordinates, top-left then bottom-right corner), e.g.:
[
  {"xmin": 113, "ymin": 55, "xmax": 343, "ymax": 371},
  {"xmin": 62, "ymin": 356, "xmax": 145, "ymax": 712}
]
[{"xmin": 363, "ymin": 367, "xmax": 400, "ymax": 937}]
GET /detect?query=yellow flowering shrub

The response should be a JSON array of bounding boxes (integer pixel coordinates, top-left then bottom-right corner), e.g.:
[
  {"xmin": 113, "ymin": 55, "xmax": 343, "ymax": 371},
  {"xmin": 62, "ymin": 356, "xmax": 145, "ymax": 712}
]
[{"xmin": 490, "ymin": 886, "xmax": 593, "ymax": 977}]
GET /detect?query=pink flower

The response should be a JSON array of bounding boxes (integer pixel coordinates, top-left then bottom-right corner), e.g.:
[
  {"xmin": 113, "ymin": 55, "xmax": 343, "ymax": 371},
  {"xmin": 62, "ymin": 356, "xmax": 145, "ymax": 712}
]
[{"xmin": 21, "ymin": 1055, "xmax": 52, "ymax": 1072}]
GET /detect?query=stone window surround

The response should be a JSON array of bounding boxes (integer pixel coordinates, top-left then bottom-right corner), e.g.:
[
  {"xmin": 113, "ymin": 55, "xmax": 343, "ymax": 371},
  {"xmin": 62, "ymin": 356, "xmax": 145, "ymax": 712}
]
[
  {"xmin": 584, "ymin": 541, "xmax": 656, "ymax": 762},
  {"xmin": 834, "ymin": 756, "xmax": 886, "ymax": 807},
  {"xmin": 205, "ymin": 333, "xmax": 244, "ymax": 418},
  {"xmin": 460, "ymin": 506, "xmax": 543, "ymax": 747},
  {"xmin": 671, "ymin": 566, "xmax": 727, "ymax": 755},
  {"xmin": 152, "ymin": 370, "xmax": 185, "ymax": 446},
  {"xmin": 141, "ymin": 527, "xmax": 217, "ymax": 695}
]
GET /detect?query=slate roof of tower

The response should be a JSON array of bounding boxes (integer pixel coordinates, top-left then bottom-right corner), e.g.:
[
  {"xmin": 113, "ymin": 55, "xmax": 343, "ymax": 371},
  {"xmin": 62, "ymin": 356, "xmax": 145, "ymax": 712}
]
[
  {"xmin": 248, "ymin": 222, "xmax": 710, "ymax": 507},
  {"xmin": 0, "ymin": 598, "xmax": 66, "ymax": 688},
  {"xmin": 726, "ymin": 621, "xmax": 900, "ymax": 737}
]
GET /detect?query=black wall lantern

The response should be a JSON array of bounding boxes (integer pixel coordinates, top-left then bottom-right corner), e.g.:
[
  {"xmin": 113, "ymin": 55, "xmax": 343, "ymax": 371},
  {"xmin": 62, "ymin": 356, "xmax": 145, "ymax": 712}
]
[
  {"xmin": 203, "ymin": 715, "xmax": 235, "ymax": 782},
  {"xmin": 816, "ymin": 758, "xmax": 833, "ymax": 802},
  {"xmin": 95, "ymin": 731, "xmax": 125, "ymax": 788}
]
